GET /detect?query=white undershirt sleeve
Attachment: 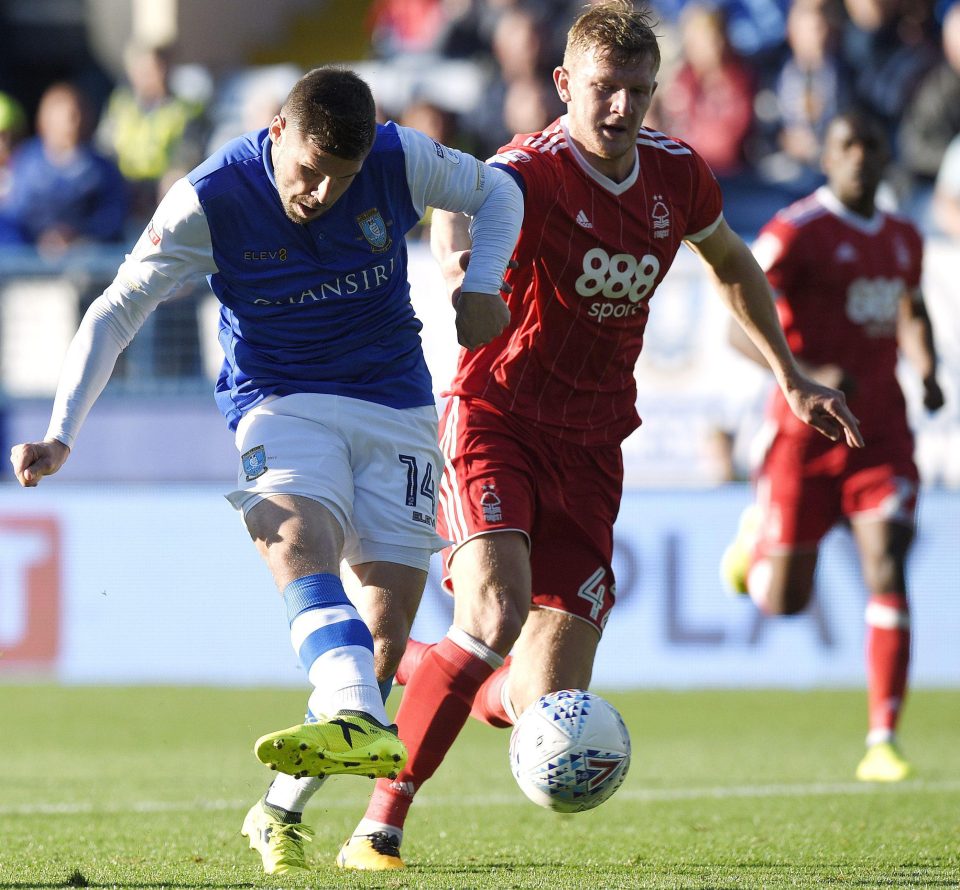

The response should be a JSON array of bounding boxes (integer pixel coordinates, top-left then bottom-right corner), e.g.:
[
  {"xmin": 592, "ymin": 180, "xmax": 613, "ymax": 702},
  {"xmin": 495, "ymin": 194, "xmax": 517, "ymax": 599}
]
[
  {"xmin": 45, "ymin": 178, "xmax": 217, "ymax": 447},
  {"xmin": 397, "ymin": 125, "xmax": 523, "ymax": 296}
]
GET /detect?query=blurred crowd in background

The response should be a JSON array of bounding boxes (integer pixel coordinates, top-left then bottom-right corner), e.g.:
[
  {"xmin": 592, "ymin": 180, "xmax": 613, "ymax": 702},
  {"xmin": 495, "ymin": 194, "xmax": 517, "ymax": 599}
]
[
  {"xmin": 0, "ymin": 0, "xmax": 959, "ymax": 249},
  {"xmin": 0, "ymin": 0, "xmax": 957, "ymax": 487}
]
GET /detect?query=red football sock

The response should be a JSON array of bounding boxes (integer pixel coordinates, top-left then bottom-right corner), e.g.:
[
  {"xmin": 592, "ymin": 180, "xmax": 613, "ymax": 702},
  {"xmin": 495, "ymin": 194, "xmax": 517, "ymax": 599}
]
[
  {"xmin": 865, "ymin": 593, "xmax": 911, "ymax": 736},
  {"xmin": 469, "ymin": 657, "xmax": 513, "ymax": 728},
  {"xmin": 365, "ymin": 776, "xmax": 415, "ymax": 831},
  {"xmin": 395, "ymin": 638, "xmax": 432, "ymax": 686},
  {"xmin": 362, "ymin": 635, "xmax": 495, "ymax": 829}
]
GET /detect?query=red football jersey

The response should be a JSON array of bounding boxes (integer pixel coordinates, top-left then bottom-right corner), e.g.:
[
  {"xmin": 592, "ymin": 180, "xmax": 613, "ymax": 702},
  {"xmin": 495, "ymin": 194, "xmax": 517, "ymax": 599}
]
[
  {"xmin": 446, "ymin": 117, "xmax": 723, "ymax": 446},
  {"xmin": 754, "ymin": 186, "xmax": 924, "ymax": 445}
]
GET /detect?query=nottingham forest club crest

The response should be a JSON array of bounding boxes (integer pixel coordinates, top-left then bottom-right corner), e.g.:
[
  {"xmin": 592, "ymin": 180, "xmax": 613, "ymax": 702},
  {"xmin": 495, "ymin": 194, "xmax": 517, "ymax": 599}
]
[{"xmin": 356, "ymin": 208, "xmax": 393, "ymax": 253}]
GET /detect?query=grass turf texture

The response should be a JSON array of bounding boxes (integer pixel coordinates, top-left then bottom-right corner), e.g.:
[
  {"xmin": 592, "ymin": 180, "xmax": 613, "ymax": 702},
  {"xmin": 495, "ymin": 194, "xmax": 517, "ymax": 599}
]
[{"xmin": 1, "ymin": 686, "xmax": 957, "ymax": 889}]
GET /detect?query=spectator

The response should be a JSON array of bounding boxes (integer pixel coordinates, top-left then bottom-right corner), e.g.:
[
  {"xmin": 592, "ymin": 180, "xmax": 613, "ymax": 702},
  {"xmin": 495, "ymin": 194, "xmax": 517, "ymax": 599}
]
[
  {"xmin": 203, "ymin": 66, "xmax": 300, "ymax": 160},
  {"xmin": 756, "ymin": 0, "xmax": 851, "ymax": 190},
  {"xmin": 0, "ymin": 90, "xmax": 26, "ymax": 200},
  {"xmin": 932, "ymin": 130, "xmax": 960, "ymax": 238},
  {"xmin": 841, "ymin": 0, "xmax": 939, "ymax": 139},
  {"xmin": 398, "ymin": 97, "xmax": 461, "ymax": 146},
  {"xmin": 468, "ymin": 5, "xmax": 556, "ymax": 155},
  {"xmin": 502, "ymin": 74, "xmax": 564, "ymax": 138},
  {"xmin": 398, "ymin": 97, "xmax": 470, "ymax": 240},
  {"xmin": 432, "ymin": 0, "xmax": 499, "ymax": 60},
  {"xmin": 96, "ymin": 41, "xmax": 206, "ymax": 222},
  {"xmin": 0, "ymin": 82, "xmax": 127, "ymax": 253},
  {"xmin": 656, "ymin": 0, "xmax": 791, "ymax": 58},
  {"xmin": 434, "ymin": 0, "xmax": 577, "ymax": 64},
  {"xmin": 649, "ymin": 2, "xmax": 757, "ymax": 177},
  {"xmin": 897, "ymin": 3, "xmax": 960, "ymax": 194},
  {"xmin": 366, "ymin": 0, "xmax": 448, "ymax": 57}
]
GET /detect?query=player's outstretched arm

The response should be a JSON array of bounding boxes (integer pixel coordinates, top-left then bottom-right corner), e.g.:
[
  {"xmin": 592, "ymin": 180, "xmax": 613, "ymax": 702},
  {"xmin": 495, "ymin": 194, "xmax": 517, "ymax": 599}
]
[
  {"xmin": 431, "ymin": 209, "xmax": 512, "ymax": 349},
  {"xmin": 10, "ymin": 439, "xmax": 70, "ymax": 487},
  {"xmin": 898, "ymin": 289, "xmax": 945, "ymax": 413},
  {"xmin": 779, "ymin": 378, "xmax": 863, "ymax": 447},
  {"xmin": 691, "ymin": 219, "xmax": 863, "ymax": 448}
]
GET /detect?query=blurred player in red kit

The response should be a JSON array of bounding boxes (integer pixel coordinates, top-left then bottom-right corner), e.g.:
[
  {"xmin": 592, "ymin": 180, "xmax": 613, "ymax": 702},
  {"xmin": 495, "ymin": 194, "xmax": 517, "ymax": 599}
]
[
  {"xmin": 333, "ymin": 1, "xmax": 863, "ymax": 868},
  {"xmin": 721, "ymin": 110, "xmax": 944, "ymax": 783}
]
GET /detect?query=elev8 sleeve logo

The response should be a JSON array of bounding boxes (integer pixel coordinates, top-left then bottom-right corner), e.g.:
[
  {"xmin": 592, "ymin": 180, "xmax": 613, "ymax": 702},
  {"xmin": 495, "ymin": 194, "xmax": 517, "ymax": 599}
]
[{"xmin": 0, "ymin": 517, "xmax": 61, "ymax": 668}]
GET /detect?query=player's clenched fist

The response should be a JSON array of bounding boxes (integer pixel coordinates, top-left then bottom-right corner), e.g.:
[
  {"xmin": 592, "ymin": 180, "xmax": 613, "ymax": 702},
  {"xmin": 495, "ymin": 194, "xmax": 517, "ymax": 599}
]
[
  {"xmin": 453, "ymin": 290, "xmax": 511, "ymax": 350},
  {"xmin": 10, "ymin": 439, "xmax": 70, "ymax": 487}
]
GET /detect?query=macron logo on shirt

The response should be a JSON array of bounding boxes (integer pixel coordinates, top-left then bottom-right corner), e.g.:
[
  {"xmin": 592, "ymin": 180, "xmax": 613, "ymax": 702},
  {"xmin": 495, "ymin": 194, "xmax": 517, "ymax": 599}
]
[{"xmin": 576, "ymin": 210, "xmax": 593, "ymax": 229}]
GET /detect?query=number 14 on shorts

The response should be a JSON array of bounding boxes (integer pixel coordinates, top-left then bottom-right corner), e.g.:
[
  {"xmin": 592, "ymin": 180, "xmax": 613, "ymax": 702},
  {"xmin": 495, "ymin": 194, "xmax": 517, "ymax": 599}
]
[{"xmin": 399, "ymin": 453, "xmax": 436, "ymax": 527}]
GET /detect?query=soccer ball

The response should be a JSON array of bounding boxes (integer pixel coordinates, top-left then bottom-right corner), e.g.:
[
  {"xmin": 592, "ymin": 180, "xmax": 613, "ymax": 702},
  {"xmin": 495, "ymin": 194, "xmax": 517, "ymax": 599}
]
[{"xmin": 508, "ymin": 689, "xmax": 631, "ymax": 813}]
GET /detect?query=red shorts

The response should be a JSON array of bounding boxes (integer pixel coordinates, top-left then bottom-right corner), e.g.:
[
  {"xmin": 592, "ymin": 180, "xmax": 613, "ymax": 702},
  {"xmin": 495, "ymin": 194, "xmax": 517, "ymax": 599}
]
[
  {"xmin": 756, "ymin": 431, "xmax": 919, "ymax": 552},
  {"xmin": 437, "ymin": 396, "xmax": 623, "ymax": 634}
]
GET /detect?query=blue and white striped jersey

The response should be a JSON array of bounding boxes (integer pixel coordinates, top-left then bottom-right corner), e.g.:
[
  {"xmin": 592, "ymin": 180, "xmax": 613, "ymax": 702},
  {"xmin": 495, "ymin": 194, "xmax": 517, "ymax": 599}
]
[
  {"xmin": 45, "ymin": 122, "xmax": 522, "ymax": 445},
  {"xmin": 193, "ymin": 124, "xmax": 436, "ymax": 428}
]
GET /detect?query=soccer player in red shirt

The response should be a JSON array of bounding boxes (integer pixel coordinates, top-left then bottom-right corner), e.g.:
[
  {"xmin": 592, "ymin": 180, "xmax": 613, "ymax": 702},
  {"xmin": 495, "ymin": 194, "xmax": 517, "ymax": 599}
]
[
  {"xmin": 337, "ymin": 1, "xmax": 863, "ymax": 868},
  {"xmin": 720, "ymin": 111, "xmax": 944, "ymax": 783}
]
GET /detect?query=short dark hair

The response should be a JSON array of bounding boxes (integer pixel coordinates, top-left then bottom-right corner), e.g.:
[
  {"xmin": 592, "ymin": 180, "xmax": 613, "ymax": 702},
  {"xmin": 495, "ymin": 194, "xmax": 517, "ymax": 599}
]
[
  {"xmin": 282, "ymin": 67, "xmax": 376, "ymax": 160},
  {"xmin": 825, "ymin": 108, "xmax": 890, "ymax": 157},
  {"xmin": 565, "ymin": 1, "xmax": 661, "ymax": 70}
]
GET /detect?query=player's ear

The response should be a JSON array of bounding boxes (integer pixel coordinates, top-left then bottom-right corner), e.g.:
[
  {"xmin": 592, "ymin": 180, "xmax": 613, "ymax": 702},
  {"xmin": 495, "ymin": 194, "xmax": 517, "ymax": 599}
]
[
  {"xmin": 554, "ymin": 67, "xmax": 571, "ymax": 103},
  {"xmin": 268, "ymin": 114, "xmax": 285, "ymax": 145}
]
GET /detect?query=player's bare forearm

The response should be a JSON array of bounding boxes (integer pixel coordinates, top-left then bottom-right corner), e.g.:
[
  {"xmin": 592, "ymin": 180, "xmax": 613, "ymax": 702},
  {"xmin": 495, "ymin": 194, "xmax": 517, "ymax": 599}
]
[
  {"xmin": 898, "ymin": 292, "xmax": 944, "ymax": 411},
  {"xmin": 432, "ymin": 209, "xmax": 515, "ymax": 347},
  {"xmin": 695, "ymin": 221, "xmax": 863, "ymax": 448},
  {"xmin": 730, "ymin": 316, "xmax": 856, "ymax": 395},
  {"xmin": 726, "ymin": 316, "xmax": 768, "ymax": 367},
  {"xmin": 695, "ymin": 221, "xmax": 801, "ymax": 386},
  {"xmin": 431, "ymin": 210, "xmax": 472, "ymax": 269},
  {"xmin": 10, "ymin": 439, "xmax": 70, "ymax": 487},
  {"xmin": 729, "ymin": 287, "xmax": 862, "ymax": 445},
  {"xmin": 430, "ymin": 210, "xmax": 477, "ymax": 306}
]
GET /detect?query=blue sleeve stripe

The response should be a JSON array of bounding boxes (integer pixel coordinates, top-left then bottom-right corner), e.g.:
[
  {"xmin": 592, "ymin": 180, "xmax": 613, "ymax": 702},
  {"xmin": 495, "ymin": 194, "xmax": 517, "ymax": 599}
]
[
  {"xmin": 283, "ymin": 573, "xmax": 351, "ymax": 623},
  {"xmin": 490, "ymin": 162, "xmax": 526, "ymax": 198},
  {"xmin": 299, "ymin": 619, "xmax": 374, "ymax": 668}
]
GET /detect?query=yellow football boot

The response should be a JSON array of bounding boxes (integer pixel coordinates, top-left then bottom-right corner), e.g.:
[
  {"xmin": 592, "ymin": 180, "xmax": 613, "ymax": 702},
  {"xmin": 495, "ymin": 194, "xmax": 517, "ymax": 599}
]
[
  {"xmin": 856, "ymin": 741, "xmax": 913, "ymax": 782},
  {"xmin": 254, "ymin": 710, "xmax": 407, "ymax": 779},
  {"xmin": 336, "ymin": 831, "xmax": 405, "ymax": 870},
  {"xmin": 720, "ymin": 504, "xmax": 761, "ymax": 596},
  {"xmin": 240, "ymin": 800, "xmax": 312, "ymax": 875}
]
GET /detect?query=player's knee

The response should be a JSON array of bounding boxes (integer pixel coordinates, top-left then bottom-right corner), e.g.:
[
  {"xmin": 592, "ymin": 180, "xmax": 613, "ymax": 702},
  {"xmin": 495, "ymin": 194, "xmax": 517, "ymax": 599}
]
[
  {"xmin": 458, "ymin": 583, "xmax": 528, "ymax": 654},
  {"xmin": 478, "ymin": 605, "xmax": 526, "ymax": 654},
  {"xmin": 862, "ymin": 554, "xmax": 907, "ymax": 596},
  {"xmin": 496, "ymin": 599, "xmax": 527, "ymax": 650},
  {"xmin": 748, "ymin": 559, "xmax": 812, "ymax": 615},
  {"xmin": 756, "ymin": 585, "xmax": 812, "ymax": 616}
]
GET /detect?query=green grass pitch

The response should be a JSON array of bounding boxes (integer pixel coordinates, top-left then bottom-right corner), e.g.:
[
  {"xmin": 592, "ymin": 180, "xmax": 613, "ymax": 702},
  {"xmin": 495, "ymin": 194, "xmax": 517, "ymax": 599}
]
[{"xmin": 1, "ymin": 685, "xmax": 957, "ymax": 889}]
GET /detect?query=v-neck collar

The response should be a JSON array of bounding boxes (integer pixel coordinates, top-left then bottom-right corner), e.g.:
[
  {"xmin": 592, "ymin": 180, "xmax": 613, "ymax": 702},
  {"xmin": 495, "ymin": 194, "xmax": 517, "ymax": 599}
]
[{"xmin": 559, "ymin": 115, "xmax": 639, "ymax": 196}]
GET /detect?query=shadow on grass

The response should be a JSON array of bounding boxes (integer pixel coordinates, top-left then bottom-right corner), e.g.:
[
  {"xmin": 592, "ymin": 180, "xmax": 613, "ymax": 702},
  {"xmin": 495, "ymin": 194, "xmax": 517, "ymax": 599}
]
[
  {"xmin": 0, "ymin": 877, "xmax": 258, "ymax": 890},
  {"xmin": 0, "ymin": 885, "xmax": 260, "ymax": 890}
]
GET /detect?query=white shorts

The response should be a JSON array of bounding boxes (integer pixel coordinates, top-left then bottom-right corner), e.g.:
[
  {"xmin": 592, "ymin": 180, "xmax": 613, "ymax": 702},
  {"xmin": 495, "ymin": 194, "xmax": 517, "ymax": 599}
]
[{"xmin": 226, "ymin": 393, "xmax": 448, "ymax": 570}]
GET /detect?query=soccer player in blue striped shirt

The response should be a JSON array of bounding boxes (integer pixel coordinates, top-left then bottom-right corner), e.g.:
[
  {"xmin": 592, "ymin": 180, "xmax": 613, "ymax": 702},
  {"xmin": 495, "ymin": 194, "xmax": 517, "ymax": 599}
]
[{"xmin": 10, "ymin": 66, "xmax": 523, "ymax": 876}]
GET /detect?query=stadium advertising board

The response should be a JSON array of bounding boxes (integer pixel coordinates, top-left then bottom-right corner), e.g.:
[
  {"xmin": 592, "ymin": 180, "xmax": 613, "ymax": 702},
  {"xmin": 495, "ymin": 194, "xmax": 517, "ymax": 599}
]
[
  {"xmin": 0, "ymin": 485, "xmax": 955, "ymax": 688},
  {"xmin": 0, "ymin": 516, "xmax": 60, "ymax": 670}
]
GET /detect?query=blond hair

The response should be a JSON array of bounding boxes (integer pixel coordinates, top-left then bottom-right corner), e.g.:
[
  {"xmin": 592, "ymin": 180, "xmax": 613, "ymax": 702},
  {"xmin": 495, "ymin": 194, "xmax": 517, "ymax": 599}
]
[{"xmin": 564, "ymin": 1, "xmax": 661, "ymax": 69}]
